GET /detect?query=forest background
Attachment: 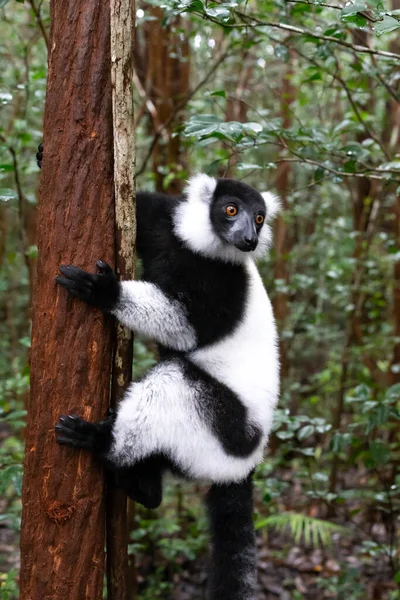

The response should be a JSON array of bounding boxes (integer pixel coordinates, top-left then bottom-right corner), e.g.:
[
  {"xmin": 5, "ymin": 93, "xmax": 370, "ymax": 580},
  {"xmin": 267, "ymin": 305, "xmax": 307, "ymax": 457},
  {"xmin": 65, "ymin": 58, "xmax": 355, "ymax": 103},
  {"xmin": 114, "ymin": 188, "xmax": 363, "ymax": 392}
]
[{"xmin": 1, "ymin": 0, "xmax": 400, "ymax": 598}]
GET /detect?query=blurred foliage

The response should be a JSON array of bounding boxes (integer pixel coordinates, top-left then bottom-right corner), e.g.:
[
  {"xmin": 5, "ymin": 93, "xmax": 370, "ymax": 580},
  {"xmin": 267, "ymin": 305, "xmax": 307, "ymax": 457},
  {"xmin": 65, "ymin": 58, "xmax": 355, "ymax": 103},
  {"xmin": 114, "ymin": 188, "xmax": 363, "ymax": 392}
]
[{"xmin": 1, "ymin": 0, "xmax": 400, "ymax": 597}]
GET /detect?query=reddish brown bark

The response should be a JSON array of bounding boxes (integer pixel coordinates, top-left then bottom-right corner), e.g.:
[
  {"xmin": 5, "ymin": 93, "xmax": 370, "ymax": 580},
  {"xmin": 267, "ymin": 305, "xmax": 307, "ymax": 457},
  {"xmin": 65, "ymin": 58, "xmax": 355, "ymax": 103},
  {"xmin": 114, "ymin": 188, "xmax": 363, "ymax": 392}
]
[{"xmin": 19, "ymin": 0, "xmax": 114, "ymax": 598}]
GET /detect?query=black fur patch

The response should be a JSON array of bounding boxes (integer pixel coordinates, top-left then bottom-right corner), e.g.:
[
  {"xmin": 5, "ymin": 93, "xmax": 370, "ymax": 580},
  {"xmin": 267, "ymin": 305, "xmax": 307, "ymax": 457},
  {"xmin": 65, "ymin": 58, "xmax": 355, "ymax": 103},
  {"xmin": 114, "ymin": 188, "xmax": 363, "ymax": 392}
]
[
  {"xmin": 136, "ymin": 191, "xmax": 247, "ymax": 347},
  {"xmin": 111, "ymin": 454, "xmax": 181, "ymax": 509},
  {"xmin": 206, "ymin": 474, "xmax": 257, "ymax": 600},
  {"xmin": 182, "ymin": 358, "xmax": 262, "ymax": 458}
]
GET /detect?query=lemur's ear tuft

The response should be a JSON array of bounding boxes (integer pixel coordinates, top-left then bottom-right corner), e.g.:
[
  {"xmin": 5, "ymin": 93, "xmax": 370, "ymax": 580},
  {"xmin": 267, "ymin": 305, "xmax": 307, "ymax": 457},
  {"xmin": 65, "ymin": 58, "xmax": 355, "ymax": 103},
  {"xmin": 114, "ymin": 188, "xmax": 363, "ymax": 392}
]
[
  {"xmin": 184, "ymin": 173, "xmax": 217, "ymax": 204},
  {"xmin": 261, "ymin": 192, "xmax": 281, "ymax": 221}
]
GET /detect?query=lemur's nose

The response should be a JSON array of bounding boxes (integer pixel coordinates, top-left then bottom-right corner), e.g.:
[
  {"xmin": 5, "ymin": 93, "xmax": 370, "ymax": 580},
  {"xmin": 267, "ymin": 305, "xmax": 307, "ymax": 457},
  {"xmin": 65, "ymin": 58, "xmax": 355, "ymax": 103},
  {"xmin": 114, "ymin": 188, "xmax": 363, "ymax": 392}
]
[{"xmin": 244, "ymin": 237, "xmax": 258, "ymax": 250}]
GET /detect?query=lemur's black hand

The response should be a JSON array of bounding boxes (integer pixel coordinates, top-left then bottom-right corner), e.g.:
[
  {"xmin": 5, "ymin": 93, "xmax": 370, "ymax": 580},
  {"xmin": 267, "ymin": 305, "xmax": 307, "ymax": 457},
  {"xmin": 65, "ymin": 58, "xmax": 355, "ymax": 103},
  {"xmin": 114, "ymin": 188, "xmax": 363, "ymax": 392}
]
[
  {"xmin": 55, "ymin": 410, "xmax": 115, "ymax": 456},
  {"xmin": 36, "ymin": 142, "xmax": 43, "ymax": 169},
  {"xmin": 56, "ymin": 260, "xmax": 119, "ymax": 312}
]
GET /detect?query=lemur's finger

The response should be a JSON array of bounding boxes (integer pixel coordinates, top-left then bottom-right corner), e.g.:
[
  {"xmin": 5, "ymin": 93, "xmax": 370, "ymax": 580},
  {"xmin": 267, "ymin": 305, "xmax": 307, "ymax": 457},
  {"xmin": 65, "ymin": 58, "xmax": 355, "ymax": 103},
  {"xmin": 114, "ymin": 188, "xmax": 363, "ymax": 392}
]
[
  {"xmin": 59, "ymin": 265, "xmax": 93, "ymax": 280},
  {"xmin": 56, "ymin": 276, "xmax": 92, "ymax": 292},
  {"xmin": 55, "ymin": 424, "xmax": 94, "ymax": 443},
  {"xmin": 58, "ymin": 414, "xmax": 97, "ymax": 434},
  {"xmin": 96, "ymin": 260, "xmax": 113, "ymax": 274}
]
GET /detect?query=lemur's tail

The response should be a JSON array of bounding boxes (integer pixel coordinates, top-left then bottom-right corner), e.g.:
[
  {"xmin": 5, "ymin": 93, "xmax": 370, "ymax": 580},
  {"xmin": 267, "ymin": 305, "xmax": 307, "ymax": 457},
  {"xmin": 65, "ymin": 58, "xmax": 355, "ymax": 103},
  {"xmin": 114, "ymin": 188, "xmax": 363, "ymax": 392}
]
[{"xmin": 205, "ymin": 474, "xmax": 257, "ymax": 600}]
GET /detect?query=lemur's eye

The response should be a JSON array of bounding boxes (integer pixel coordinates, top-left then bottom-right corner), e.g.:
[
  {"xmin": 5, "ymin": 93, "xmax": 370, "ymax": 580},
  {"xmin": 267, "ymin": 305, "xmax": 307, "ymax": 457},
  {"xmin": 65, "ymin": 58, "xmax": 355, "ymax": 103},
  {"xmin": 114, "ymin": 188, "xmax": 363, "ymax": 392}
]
[
  {"xmin": 255, "ymin": 214, "xmax": 264, "ymax": 225},
  {"xmin": 225, "ymin": 205, "xmax": 238, "ymax": 217}
]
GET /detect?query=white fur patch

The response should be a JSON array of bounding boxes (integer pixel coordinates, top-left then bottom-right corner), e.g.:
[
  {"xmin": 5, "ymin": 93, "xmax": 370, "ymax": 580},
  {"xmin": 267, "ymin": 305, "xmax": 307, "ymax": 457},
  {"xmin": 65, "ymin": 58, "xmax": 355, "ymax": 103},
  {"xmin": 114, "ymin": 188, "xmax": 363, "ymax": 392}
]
[
  {"xmin": 112, "ymin": 281, "xmax": 197, "ymax": 352},
  {"xmin": 174, "ymin": 174, "xmax": 280, "ymax": 263},
  {"xmin": 261, "ymin": 191, "xmax": 281, "ymax": 221},
  {"xmin": 251, "ymin": 192, "xmax": 281, "ymax": 260},
  {"xmin": 109, "ymin": 360, "xmax": 264, "ymax": 483},
  {"xmin": 190, "ymin": 259, "xmax": 280, "ymax": 439}
]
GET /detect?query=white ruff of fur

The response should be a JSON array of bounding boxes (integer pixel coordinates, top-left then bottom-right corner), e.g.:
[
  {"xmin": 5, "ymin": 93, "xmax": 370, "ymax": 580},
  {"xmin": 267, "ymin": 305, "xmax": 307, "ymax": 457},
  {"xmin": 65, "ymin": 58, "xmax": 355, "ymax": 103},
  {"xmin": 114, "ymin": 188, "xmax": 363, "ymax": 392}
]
[
  {"xmin": 173, "ymin": 173, "xmax": 281, "ymax": 263},
  {"xmin": 112, "ymin": 281, "xmax": 197, "ymax": 352}
]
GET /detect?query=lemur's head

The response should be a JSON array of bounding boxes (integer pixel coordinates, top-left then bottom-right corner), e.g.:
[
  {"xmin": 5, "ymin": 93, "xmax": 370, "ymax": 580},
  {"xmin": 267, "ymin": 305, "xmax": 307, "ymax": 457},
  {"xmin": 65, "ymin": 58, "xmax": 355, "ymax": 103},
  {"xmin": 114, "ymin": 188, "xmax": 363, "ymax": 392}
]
[{"xmin": 174, "ymin": 174, "xmax": 280, "ymax": 263}]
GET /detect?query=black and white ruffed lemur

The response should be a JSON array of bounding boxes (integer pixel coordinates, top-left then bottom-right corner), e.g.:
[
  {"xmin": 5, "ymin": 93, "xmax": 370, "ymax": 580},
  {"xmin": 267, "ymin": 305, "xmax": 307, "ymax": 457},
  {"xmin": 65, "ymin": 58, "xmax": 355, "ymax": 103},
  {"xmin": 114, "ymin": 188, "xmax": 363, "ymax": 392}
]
[{"xmin": 39, "ymin": 141, "xmax": 280, "ymax": 600}]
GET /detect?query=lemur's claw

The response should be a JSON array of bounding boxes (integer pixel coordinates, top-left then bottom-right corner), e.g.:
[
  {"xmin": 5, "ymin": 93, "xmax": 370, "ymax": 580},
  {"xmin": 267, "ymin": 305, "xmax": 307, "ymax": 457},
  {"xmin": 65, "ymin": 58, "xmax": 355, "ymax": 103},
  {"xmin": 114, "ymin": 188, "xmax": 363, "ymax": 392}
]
[{"xmin": 96, "ymin": 260, "xmax": 112, "ymax": 273}]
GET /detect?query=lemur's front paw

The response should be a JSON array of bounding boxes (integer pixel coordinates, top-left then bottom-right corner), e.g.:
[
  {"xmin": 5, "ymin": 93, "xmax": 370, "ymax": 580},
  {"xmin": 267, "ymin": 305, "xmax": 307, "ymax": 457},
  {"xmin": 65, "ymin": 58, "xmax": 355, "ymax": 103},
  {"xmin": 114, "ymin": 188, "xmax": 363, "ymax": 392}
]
[
  {"xmin": 56, "ymin": 260, "xmax": 119, "ymax": 312},
  {"xmin": 36, "ymin": 142, "xmax": 43, "ymax": 169},
  {"xmin": 55, "ymin": 415, "xmax": 98, "ymax": 451},
  {"xmin": 55, "ymin": 412, "xmax": 115, "ymax": 455}
]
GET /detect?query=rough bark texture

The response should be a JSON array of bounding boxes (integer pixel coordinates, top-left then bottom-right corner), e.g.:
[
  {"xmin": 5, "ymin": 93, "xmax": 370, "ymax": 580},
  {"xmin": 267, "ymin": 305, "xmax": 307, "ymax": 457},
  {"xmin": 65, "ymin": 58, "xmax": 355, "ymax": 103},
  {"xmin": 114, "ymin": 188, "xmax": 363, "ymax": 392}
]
[
  {"xmin": 107, "ymin": 0, "xmax": 136, "ymax": 598},
  {"xmin": 19, "ymin": 0, "xmax": 114, "ymax": 597}
]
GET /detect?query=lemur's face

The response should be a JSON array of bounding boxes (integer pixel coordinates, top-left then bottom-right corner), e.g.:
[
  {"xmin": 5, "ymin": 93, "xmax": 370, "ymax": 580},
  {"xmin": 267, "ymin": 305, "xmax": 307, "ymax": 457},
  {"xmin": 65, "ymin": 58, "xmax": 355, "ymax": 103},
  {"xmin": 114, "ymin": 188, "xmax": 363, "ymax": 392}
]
[{"xmin": 210, "ymin": 180, "xmax": 266, "ymax": 252}]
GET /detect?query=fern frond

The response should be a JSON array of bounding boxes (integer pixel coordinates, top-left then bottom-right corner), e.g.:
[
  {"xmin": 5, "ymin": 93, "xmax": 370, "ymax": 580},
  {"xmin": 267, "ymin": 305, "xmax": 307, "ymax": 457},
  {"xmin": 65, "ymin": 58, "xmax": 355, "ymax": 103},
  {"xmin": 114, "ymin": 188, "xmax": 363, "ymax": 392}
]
[{"xmin": 255, "ymin": 512, "xmax": 347, "ymax": 548}]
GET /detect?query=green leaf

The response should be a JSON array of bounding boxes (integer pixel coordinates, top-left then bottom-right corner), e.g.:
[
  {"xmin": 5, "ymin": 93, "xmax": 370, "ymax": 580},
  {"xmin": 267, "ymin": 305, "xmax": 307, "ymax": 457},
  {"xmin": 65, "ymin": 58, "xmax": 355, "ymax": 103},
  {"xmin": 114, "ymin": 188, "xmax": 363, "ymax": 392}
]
[
  {"xmin": 369, "ymin": 440, "xmax": 390, "ymax": 465},
  {"xmin": 276, "ymin": 430, "xmax": 294, "ymax": 440},
  {"xmin": 374, "ymin": 15, "xmax": 400, "ymax": 36},
  {"xmin": 205, "ymin": 6, "xmax": 231, "ymax": 20},
  {"xmin": 208, "ymin": 90, "xmax": 226, "ymax": 98},
  {"xmin": 0, "ymin": 164, "xmax": 14, "ymax": 172},
  {"xmin": 341, "ymin": 2, "xmax": 367, "ymax": 17},
  {"xmin": 342, "ymin": 13, "xmax": 368, "ymax": 27},
  {"xmin": 385, "ymin": 383, "xmax": 400, "ymax": 402},
  {"xmin": 298, "ymin": 424, "xmax": 315, "ymax": 440},
  {"xmin": 243, "ymin": 122, "xmax": 263, "ymax": 134}
]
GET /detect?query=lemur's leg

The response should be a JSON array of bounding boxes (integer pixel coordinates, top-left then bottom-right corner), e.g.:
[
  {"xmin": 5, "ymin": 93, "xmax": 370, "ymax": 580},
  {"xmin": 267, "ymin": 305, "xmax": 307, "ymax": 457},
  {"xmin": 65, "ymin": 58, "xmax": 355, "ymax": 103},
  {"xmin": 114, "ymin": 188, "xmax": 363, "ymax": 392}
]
[
  {"xmin": 56, "ymin": 359, "xmax": 261, "ymax": 498},
  {"xmin": 55, "ymin": 412, "xmax": 164, "ymax": 509},
  {"xmin": 56, "ymin": 261, "xmax": 196, "ymax": 352},
  {"xmin": 107, "ymin": 359, "xmax": 262, "ymax": 483}
]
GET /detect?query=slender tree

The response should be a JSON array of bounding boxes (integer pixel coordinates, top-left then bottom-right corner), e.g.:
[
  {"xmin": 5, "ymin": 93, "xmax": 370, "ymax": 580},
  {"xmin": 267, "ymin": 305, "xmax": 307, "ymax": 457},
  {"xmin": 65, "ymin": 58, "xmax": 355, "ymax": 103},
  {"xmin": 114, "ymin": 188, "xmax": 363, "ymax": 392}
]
[
  {"xmin": 20, "ymin": 0, "xmax": 114, "ymax": 597},
  {"xmin": 106, "ymin": 0, "xmax": 136, "ymax": 597}
]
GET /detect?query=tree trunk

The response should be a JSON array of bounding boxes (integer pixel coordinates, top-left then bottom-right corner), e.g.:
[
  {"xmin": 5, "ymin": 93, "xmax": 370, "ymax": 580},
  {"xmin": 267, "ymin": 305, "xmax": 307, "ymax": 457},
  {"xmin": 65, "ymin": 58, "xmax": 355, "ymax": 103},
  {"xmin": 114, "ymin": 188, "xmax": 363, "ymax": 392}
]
[
  {"xmin": 273, "ymin": 58, "xmax": 295, "ymax": 382},
  {"xmin": 106, "ymin": 0, "xmax": 136, "ymax": 597},
  {"xmin": 20, "ymin": 0, "xmax": 114, "ymax": 597}
]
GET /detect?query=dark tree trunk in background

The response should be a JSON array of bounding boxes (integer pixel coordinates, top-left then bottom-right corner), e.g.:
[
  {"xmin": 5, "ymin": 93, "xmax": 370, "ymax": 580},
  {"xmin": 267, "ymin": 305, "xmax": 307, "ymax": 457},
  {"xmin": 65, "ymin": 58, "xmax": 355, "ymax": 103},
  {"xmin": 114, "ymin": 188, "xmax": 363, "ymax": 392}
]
[
  {"xmin": 273, "ymin": 59, "xmax": 294, "ymax": 383},
  {"xmin": 20, "ymin": 0, "xmax": 114, "ymax": 597},
  {"xmin": 137, "ymin": 8, "xmax": 190, "ymax": 193},
  {"xmin": 223, "ymin": 52, "xmax": 254, "ymax": 177},
  {"xmin": 387, "ymin": 0, "xmax": 400, "ymax": 386}
]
